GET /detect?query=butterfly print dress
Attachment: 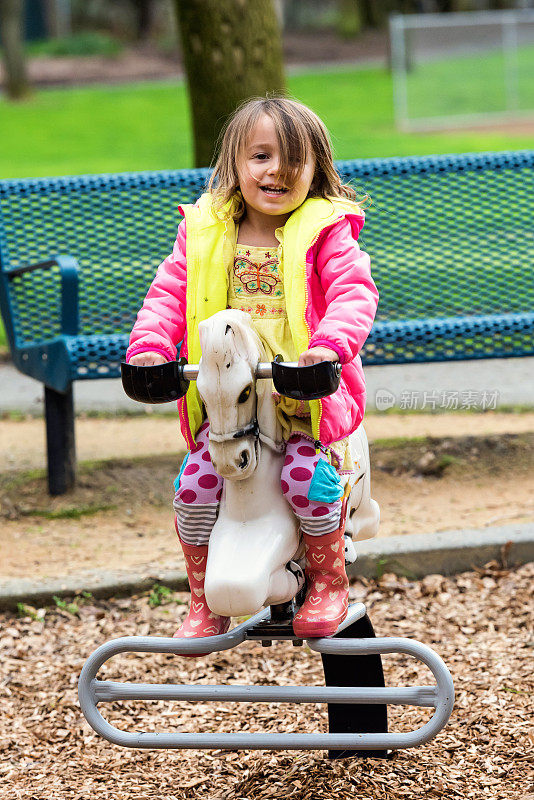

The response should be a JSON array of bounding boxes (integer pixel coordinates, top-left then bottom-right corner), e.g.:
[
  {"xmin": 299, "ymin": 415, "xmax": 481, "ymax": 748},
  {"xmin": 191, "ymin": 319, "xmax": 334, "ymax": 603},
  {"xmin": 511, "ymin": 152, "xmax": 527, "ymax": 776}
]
[{"xmin": 227, "ymin": 234, "xmax": 355, "ymax": 472}]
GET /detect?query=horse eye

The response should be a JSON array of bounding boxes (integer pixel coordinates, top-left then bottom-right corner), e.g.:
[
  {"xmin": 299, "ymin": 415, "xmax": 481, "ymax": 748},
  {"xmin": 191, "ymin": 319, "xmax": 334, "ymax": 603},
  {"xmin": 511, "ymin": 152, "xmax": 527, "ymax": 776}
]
[{"xmin": 238, "ymin": 386, "xmax": 252, "ymax": 404}]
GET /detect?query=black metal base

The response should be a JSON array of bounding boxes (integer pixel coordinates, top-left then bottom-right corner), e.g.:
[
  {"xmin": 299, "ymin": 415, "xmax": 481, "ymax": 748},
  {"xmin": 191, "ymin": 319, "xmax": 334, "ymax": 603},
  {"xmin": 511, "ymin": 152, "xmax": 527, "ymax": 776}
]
[
  {"xmin": 246, "ymin": 604, "xmax": 390, "ymax": 759},
  {"xmin": 245, "ymin": 602, "xmax": 302, "ymax": 645},
  {"xmin": 322, "ymin": 613, "xmax": 390, "ymax": 760}
]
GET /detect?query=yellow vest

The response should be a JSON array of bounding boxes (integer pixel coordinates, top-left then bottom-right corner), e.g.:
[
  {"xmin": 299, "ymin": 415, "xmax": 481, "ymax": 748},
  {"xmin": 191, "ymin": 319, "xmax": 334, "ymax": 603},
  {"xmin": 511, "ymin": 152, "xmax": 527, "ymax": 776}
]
[{"xmin": 180, "ymin": 192, "xmax": 362, "ymax": 443}]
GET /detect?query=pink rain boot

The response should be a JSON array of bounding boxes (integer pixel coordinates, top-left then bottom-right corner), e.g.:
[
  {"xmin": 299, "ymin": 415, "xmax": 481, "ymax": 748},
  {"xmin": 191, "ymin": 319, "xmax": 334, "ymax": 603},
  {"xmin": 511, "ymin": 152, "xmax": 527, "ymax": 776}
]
[
  {"xmin": 292, "ymin": 509, "xmax": 349, "ymax": 639},
  {"xmin": 174, "ymin": 536, "xmax": 230, "ymax": 655}
]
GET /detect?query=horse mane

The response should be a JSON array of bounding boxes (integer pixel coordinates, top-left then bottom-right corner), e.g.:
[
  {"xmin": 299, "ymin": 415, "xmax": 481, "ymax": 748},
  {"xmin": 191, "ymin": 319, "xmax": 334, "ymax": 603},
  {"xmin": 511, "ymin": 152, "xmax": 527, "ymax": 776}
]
[
  {"xmin": 199, "ymin": 310, "xmax": 266, "ymax": 366},
  {"xmin": 198, "ymin": 309, "xmax": 281, "ymax": 445}
]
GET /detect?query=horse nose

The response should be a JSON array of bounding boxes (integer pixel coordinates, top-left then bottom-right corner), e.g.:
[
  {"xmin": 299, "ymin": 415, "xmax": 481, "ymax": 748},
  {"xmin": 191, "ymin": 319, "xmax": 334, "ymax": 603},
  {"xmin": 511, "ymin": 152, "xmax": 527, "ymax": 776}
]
[{"xmin": 238, "ymin": 450, "xmax": 249, "ymax": 470}]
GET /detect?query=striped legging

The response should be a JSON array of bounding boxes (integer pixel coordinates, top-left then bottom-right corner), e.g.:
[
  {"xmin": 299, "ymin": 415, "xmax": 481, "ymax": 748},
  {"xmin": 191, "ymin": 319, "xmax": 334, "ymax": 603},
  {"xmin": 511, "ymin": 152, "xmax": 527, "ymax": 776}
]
[{"xmin": 174, "ymin": 421, "xmax": 344, "ymax": 547}]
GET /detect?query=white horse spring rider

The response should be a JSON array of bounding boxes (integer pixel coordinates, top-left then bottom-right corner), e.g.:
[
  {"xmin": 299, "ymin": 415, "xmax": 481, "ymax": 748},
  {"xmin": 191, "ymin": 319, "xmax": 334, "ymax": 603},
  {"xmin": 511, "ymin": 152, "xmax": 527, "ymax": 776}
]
[
  {"xmin": 78, "ymin": 323, "xmax": 454, "ymax": 754},
  {"xmin": 195, "ymin": 309, "xmax": 380, "ymax": 619}
]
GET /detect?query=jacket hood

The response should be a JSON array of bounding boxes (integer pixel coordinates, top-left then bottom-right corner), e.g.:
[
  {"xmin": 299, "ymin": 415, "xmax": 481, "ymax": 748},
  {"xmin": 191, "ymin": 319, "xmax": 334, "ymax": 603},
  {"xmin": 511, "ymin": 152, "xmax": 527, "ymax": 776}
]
[{"xmin": 178, "ymin": 192, "xmax": 241, "ymax": 228}]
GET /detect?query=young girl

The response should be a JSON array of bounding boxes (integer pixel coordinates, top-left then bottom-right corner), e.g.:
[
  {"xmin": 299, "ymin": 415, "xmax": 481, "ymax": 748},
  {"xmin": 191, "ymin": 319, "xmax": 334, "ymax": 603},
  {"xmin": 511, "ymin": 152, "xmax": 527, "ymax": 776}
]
[{"xmin": 127, "ymin": 96, "xmax": 378, "ymax": 642}]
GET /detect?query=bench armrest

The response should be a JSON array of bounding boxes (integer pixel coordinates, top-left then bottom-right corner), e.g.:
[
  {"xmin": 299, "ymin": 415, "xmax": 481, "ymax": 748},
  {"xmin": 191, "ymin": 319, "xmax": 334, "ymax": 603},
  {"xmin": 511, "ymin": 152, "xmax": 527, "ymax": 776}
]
[{"xmin": 6, "ymin": 255, "xmax": 80, "ymax": 336}]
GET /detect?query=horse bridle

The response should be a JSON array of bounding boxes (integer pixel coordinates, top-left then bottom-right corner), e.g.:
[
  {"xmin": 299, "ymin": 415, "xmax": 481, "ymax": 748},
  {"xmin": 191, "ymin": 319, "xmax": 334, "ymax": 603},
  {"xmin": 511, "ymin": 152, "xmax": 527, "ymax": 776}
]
[
  {"xmin": 210, "ymin": 423, "xmax": 285, "ymax": 454},
  {"xmin": 208, "ymin": 419, "xmax": 260, "ymax": 444},
  {"xmin": 208, "ymin": 390, "xmax": 285, "ymax": 454}
]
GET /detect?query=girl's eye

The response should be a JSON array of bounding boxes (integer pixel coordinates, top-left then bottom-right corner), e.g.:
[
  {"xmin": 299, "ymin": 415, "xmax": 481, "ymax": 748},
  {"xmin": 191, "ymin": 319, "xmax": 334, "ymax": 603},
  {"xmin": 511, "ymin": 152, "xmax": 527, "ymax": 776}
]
[
  {"xmin": 238, "ymin": 386, "xmax": 252, "ymax": 404},
  {"xmin": 253, "ymin": 153, "xmax": 269, "ymax": 160}
]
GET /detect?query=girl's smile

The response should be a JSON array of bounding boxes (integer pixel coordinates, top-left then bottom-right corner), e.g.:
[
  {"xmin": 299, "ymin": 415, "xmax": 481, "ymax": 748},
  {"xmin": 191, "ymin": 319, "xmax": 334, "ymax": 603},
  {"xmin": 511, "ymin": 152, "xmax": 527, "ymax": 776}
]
[{"xmin": 236, "ymin": 114, "xmax": 315, "ymax": 231}]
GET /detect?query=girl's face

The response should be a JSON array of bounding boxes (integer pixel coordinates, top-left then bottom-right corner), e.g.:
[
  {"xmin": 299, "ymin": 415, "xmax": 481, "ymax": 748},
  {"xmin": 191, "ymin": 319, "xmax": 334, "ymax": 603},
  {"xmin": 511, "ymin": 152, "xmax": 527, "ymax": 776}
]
[{"xmin": 236, "ymin": 114, "xmax": 315, "ymax": 227}]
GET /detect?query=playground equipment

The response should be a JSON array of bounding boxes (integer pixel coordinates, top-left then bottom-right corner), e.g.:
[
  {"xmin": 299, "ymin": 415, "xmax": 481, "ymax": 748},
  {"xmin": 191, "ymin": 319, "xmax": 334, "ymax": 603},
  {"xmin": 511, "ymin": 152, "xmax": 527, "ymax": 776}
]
[{"xmin": 79, "ymin": 310, "xmax": 454, "ymax": 756}]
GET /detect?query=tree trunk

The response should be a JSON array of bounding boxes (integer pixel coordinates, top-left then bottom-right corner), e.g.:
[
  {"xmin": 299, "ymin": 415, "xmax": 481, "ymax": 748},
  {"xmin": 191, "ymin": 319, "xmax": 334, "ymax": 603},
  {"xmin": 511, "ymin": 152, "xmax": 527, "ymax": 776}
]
[
  {"xmin": 173, "ymin": 0, "xmax": 287, "ymax": 167},
  {"xmin": 360, "ymin": 0, "xmax": 388, "ymax": 29},
  {"xmin": 0, "ymin": 0, "xmax": 30, "ymax": 100},
  {"xmin": 336, "ymin": 0, "xmax": 363, "ymax": 39},
  {"xmin": 131, "ymin": 0, "xmax": 154, "ymax": 41}
]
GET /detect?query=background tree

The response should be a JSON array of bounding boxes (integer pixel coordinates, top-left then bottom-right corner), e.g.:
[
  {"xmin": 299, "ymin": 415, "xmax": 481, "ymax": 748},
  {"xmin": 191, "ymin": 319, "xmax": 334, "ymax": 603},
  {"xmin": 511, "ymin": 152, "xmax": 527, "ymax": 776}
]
[
  {"xmin": 173, "ymin": 0, "xmax": 286, "ymax": 167},
  {"xmin": 130, "ymin": 0, "xmax": 154, "ymax": 41},
  {"xmin": 0, "ymin": 0, "xmax": 30, "ymax": 100},
  {"xmin": 336, "ymin": 0, "xmax": 363, "ymax": 38}
]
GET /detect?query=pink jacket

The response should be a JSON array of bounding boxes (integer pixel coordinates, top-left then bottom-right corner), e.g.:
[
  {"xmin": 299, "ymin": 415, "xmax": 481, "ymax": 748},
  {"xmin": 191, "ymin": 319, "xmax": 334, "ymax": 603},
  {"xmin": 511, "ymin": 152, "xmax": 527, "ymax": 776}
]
[{"xmin": 127, "ymin": 199, "xmax": 378, "ymax": 448}]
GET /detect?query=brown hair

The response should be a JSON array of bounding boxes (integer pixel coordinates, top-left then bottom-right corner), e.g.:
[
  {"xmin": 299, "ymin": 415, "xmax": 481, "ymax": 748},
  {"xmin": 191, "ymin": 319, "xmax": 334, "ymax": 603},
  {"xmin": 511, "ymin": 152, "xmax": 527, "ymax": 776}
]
[{"xmin": 207, "ymin": 96, "xmax": 368, "ymax": 221}]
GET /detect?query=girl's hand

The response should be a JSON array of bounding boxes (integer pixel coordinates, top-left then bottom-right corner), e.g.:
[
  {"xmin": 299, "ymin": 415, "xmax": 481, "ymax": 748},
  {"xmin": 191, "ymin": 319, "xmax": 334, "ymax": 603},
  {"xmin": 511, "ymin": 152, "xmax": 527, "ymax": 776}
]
[
  {"xmin": 128, "ymin": 352, "xmax": 168, "ymax": 366},
  {"xmin": 298, "ymin": 346, "xmax": 338, "ymax": 367}
]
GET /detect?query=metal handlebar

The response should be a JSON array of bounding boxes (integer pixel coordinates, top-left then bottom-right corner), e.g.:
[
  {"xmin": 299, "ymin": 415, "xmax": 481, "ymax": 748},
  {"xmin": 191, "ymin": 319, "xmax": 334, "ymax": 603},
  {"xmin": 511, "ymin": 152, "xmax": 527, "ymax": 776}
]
[
  {"xmin": 121, "ymin": 358, "xmax": 342, "ymax": 405},
  {"xmin": 181, "ymin": 362, "xmax": 289, "ymax": 380}
]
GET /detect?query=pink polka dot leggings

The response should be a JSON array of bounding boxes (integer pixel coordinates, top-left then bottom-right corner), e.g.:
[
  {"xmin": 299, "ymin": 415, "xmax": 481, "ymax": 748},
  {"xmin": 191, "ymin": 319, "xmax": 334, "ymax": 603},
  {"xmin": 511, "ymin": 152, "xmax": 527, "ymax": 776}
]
[{"xmin": 174, "ymin": 421, "xmax": 343, "ymax": 547}]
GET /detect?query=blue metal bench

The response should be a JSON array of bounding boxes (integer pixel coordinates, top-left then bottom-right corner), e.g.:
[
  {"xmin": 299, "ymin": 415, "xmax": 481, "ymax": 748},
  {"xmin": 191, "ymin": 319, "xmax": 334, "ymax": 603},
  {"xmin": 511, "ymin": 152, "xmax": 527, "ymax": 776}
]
[{"xmin": 1, "ymin": 151, "xmax": 532, "ymax": 494}]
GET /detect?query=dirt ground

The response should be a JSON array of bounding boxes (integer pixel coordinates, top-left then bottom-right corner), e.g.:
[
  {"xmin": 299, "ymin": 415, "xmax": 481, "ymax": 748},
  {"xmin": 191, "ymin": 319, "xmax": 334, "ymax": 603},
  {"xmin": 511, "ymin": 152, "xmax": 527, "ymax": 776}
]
[
  {"xmin": 0, "ymin": 412, "xmax": 532, "ymax": 581},
  {"xmin": 1, "ymin": 560, "xmax": 532, "ymax": 799},
  {"xmin": 0, "ymin": 31, "xmax": 389, "ymax": 90}
]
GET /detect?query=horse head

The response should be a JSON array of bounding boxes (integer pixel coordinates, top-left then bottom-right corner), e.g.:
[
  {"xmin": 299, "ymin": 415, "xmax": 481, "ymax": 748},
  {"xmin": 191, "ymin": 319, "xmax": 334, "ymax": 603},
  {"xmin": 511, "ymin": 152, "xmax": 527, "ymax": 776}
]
[{"xmin": 197, "ymin": 310, "xmax": 279, "ymax": 480}]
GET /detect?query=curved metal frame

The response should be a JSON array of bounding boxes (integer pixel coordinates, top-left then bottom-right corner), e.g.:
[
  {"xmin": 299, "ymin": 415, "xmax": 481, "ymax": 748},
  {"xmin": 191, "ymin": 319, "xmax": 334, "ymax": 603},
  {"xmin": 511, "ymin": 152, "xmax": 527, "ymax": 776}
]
[{"xmin": 79, "ymin": 604, "xmax": 454, "ymax": 751}]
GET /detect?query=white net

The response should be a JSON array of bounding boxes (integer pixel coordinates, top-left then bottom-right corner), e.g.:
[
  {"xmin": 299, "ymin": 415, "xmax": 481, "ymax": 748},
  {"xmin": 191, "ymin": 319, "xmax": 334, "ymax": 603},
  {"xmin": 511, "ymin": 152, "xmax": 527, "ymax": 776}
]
[{"xmin": 390, "ymin": 9, "xmax": 534, "ymax": 130}]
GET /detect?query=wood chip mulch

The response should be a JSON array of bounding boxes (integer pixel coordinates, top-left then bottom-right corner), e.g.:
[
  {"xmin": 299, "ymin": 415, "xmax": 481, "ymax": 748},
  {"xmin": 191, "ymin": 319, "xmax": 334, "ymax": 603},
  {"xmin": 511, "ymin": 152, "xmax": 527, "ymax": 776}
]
[{"xmin": 1, "ymin": 560, "xmax": 532, "ymax": 800}]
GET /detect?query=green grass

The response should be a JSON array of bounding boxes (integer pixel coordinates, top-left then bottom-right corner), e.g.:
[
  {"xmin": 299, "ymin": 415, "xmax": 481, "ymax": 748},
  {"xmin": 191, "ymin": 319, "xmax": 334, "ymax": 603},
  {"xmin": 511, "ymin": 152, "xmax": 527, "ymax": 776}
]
[
  {"xmin": 0, "ymin": 81, "xmax": 193, "ymax": 178},
  {"xmin": 20, "ymin": 503, "xmax": 116, "ymax": 519},
  {"xmin": 1, "ymin": 65, "xmax": 532, "ymax": 182},
  {"xmin": 406, "ymin": 45, "xmax": 534, "ymax": 119},
  {"xmin": 290, "ymin": 66, "xmax": 533, "ymax": 157},
  {"xmin": 24, "ymin": 32, "xmax": 123, "ymax": 58}
]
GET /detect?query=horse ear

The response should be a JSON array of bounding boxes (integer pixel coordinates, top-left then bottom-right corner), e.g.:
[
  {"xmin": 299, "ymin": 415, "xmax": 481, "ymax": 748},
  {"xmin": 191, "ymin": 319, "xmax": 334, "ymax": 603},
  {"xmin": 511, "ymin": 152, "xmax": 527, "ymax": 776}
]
[
  {"xmin": 222, "ymin": 321, "xmax": 241, "ymax": 361},
  {"xmin": 224, "ymin": 319, "xmax": 252, "ymax": 361},
  {"xmin": 198, "ymin": 319, "xmax": 209, "ymax": 351}
]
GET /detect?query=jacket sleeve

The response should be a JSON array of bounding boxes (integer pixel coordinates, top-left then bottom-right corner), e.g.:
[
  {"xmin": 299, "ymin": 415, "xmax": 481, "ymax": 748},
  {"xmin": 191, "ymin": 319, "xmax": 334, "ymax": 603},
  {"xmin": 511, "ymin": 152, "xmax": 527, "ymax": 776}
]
[
  {"xmin": 126, "ymin": 219, "xmax": 187, "ymax": 363},
  {"xmin": 308, "ymin": 217, "xmax": 378, "ymax": 364}
]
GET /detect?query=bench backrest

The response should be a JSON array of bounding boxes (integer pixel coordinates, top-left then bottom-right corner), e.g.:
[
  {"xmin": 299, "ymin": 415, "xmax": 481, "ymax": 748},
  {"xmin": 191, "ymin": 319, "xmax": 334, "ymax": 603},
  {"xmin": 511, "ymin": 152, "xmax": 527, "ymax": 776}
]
[{"xmin": 1, "ymin": 151, "xmax": 532, "ymax": 352}]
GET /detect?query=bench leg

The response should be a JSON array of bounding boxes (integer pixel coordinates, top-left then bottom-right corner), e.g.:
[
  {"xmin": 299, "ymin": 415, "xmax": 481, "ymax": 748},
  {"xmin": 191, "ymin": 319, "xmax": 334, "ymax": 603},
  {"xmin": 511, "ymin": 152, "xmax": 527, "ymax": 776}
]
[{"xmin": 44, "ymin": 385, "xmax": 76, "ymax": 495}]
